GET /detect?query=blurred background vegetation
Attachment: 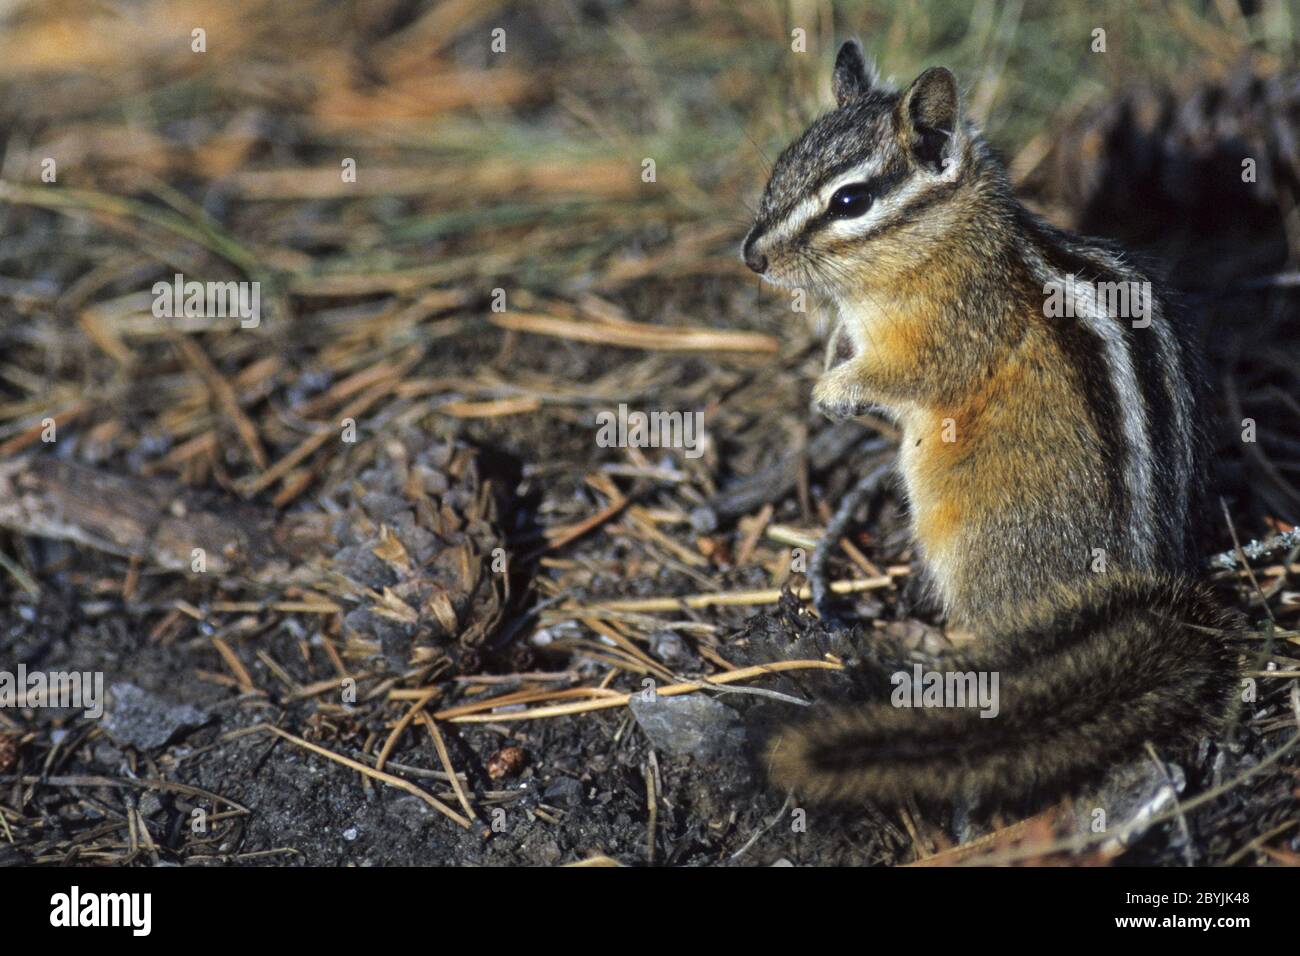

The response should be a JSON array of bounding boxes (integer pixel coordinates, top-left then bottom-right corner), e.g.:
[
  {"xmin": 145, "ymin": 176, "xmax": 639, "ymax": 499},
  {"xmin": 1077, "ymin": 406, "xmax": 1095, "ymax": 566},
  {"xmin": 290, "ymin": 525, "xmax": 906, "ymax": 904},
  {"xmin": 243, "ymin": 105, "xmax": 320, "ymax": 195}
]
[
  {"xmin": 0, "ymin": 0, "xmax": 1293, "ymax": 516},
  {"xmin": 0, "ymin": 0, "xmax": 1293, "ymax": 298}
]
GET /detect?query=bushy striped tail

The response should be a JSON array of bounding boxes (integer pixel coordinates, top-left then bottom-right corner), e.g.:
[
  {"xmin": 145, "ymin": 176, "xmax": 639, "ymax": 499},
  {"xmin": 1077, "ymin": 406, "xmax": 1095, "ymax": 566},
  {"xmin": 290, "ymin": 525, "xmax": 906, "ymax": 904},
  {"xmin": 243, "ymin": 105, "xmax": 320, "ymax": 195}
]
[{"xmin": 766, "ymin": 574, "xmax": 1239, "ymax": 805}]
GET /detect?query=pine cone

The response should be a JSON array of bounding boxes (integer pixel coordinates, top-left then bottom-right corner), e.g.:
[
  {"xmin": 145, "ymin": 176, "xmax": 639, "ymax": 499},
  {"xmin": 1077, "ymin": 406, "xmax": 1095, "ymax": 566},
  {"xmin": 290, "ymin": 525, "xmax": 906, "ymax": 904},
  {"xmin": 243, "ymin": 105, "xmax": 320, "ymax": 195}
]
[{"xmin": 324, "ymin": 434, "xmax": 510, "ymax": 669}]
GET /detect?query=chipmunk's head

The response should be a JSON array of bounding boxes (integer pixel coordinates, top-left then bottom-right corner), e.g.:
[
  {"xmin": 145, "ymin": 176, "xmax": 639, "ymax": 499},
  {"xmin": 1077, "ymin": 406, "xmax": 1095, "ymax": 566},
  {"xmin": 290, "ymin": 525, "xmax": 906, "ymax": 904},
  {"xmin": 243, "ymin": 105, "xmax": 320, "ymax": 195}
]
[{"xmin": 742, "ymin": 42, "xmax": 975, "ymax": 297}]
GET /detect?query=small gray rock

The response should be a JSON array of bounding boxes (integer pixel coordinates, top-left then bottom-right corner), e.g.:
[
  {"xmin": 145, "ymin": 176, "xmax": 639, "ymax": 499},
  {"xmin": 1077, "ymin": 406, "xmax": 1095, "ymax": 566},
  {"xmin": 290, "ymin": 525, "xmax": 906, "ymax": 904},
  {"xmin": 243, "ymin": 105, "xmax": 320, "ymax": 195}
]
[
  {"xmin": 531, "ymin": 837, "xmax": 563, "ymax": 865},
  {"xmin": 137, "ymin": 791, "xmax": 165, "ymax": 818},
  {"xmin": 543, "ymin": 777, "xmax": 583, "ymax": 807},
  {"xmin": 648, "ymin": 630, "xmax": 693, "ymax": 666},
  {"xmin": 629, "ymin": 694, "xmax": 746, "ymax": 759},
  {"xmin": 1072, "ymin": 757, "xmax": 1187, "ymax": 851},
  {"xmin": 103, "ymin": 683, "xmax": 210, "ymax": 750},
  {"xmin": 92, "ymin": 742, "xmax": 124, "ymax": 768}
]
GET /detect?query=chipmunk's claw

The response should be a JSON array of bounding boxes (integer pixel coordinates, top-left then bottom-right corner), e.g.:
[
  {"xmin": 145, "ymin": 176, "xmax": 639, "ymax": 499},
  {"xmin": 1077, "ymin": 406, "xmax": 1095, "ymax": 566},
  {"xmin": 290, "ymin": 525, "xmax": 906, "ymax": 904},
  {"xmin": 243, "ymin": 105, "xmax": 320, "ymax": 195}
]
[
  {"xmin": 814, "ymin": 395, "xmax": 870, "ymax": 422},
  {"xmin": 812, "ymin": 368, "xmax": 875, "ymax": 422}
]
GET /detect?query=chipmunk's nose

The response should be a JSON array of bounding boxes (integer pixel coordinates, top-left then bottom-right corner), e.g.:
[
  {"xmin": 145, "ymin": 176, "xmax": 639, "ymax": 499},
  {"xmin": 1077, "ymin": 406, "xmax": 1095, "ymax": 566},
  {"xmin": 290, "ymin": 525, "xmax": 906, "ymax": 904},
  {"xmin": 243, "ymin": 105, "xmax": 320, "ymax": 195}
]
[{"xmin": 742, "ymin": 236, "xmax": 767, "ymax": 274}]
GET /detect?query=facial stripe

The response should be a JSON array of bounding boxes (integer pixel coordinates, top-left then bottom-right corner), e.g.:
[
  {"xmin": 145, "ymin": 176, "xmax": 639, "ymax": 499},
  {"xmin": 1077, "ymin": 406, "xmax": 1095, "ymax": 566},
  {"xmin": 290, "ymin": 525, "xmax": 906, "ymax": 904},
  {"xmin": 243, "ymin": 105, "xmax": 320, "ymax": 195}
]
[
  {"xmin": 815, "ymin": 156, "xmax": 888, "ymax": 204},
  {"xmin": 851, "ymin": 175, "xmax": 958, "ymax": 239},
  {"xmin": 759, "ymin": 156, "xmax": 883, "ymax": 242},
  {"xmin": 805, "ymin": 168, "xmax": 917, "ymax": 240},
  {"xmin": 758, "ymin": 163, "xmax": 908, "ymax": 255},
  {"xmin": 757, "ymin": 195, "xmax": 821, "ymax": 252}
]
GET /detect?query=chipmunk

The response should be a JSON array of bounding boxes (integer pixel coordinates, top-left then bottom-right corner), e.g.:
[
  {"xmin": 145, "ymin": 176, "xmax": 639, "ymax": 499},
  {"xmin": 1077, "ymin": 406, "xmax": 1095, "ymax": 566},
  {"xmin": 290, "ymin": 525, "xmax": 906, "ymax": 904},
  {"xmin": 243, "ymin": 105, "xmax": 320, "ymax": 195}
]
[{"xmin": 742, "ymin": 41, "xmax": 1240, "ymax": 805}]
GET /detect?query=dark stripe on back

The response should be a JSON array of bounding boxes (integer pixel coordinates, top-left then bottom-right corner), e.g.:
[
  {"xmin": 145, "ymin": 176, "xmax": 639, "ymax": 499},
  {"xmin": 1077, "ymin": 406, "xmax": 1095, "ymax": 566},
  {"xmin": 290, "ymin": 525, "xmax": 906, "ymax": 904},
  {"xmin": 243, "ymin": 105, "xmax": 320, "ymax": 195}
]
[
  {"xmin": 1120, "ymin": 304, "xmax": 1178, "ymax": 546},
  {"xmin": 1013, "ymin": 211, "xmax": 1131, "ymax": 525},
  {"xmin": 1017, "ymin": 210, "xmax": 1180, "ymax": 551}
]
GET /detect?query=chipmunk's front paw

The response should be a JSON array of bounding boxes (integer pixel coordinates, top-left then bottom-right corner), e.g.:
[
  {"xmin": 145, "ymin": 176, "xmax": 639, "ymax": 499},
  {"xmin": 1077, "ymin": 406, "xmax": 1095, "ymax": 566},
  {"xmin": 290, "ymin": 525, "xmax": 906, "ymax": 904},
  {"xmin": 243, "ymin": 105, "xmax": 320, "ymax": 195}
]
[{"xmin": 812, "ymin": 366, "xmax": 874, "ymax": 421}]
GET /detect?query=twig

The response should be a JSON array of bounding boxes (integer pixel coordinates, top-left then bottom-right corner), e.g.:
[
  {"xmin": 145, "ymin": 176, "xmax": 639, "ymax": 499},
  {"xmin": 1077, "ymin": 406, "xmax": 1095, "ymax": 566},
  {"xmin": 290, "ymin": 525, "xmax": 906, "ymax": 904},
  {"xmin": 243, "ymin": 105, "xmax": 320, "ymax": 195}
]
[
  {"xmin": 1144, "ymin": 742, "xmax": 1195, "ymax": 866},
  {"xmin": 169, "ymin": 333, "xmax": 269, "ymax": 470},
  {"xmin": 550, "ymin": 575, "xmax": 893, "ymax": 615},
  {"xmin": 439, "ymin": 659, "xmax": 842, "ymax": 723},
  {"xmin": 1218, "ymin": 498, "xmax": 1277, "ymax": 626},
  {"xmin": 644, "ymin": 758, "xmax": 657, "ymax": 864},
  {"xmin": 1206, "ymin": 527, "xmax": 1300, "ymax": 571},
  {"xmin": 240, "ymin": 374, "xmax": 401, "ymax": 496},
  {"xmin": 0, "ymin": 548, "xmax": 40, "ymax": 597},
  {"xmin": 3, "ymin": 774, "xmax": 249, "ymax": 815},
  {"xmin": 0, "ymin": 401, "xmax": 90, "ymax": 457},
  {"xmin": 376, "ymin": 688, "xmax": 439, "ymax": 773},
  {"xmin": 419, "ymin": 712, "xmax": 477, "ymax": 823},
  {"xmin": 957, "ymin": 729, "xmax": 1300, "ymax": 866},
  {"xmin": 690, "ymin": 429, "xmax": 890, "ymax": 531},
  {"xmin": 539, "ymin": 473, "xmax": 629, "ymax": 553},
  {"xmin": 210, "ymin": 636, "xmax": 256, "ymax": 694},
  {"xmin": 904, "ymin": 807, "xmax": 1062, "ymax": 867},
  {"xmin": 810, "ymin": 459, "xmax": 894, "ymax": 625},
  {"xmin": 1222, "ymin": 819, "xmax": 1300, "ymax": 867},
  {"xmin": 729, "ymin": 793, "xmax": 794, "ymax": 862},
  {"xmin": 260, "ymin": 725, "xmax": 471, "ymax": 829},
  {"xmin": 427, "ymin": 685, "xmax": 623, "ymax": 717},
  {"xmin": 489, "ymin": 311, "xmax": 779, "ymax": 354}
]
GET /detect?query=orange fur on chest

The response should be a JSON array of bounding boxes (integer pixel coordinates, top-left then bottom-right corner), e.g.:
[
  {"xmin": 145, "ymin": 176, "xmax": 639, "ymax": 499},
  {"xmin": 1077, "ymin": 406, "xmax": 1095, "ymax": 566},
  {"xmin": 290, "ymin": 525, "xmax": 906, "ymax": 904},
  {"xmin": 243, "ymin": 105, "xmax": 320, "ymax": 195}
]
[
  {"xmin": 900, "ymin": 330, "xmax": 1048, "ymax": 557},
  {"xmin": 861, "ymin": 309, "xmax": 928, "ymax": 369}
]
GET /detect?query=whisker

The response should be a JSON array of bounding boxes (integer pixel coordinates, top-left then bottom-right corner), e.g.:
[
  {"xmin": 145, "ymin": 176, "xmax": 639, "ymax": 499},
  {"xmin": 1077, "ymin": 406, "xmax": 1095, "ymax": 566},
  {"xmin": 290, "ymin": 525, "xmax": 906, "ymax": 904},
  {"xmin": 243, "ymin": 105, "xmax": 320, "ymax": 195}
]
[{"xmin": 741, "ymin": 126, "xmax": 774, "ymax": 174}]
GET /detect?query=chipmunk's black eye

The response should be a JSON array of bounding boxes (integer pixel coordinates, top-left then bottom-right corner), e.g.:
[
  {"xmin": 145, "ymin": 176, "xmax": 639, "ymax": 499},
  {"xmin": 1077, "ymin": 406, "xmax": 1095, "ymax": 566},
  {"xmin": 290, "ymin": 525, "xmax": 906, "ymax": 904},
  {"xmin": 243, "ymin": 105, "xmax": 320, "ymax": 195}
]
[{"xmin": 828, "ymin": 182, "xmax": 874, "ymax": 219}]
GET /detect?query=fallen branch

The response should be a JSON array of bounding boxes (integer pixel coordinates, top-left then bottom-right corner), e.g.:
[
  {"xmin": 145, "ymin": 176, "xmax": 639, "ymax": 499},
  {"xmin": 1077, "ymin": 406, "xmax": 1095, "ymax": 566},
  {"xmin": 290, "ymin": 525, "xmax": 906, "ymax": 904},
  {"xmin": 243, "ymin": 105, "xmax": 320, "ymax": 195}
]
[{"xmin": 1207, "ymin": 528, "xmax": 1300, "ymax": 570}]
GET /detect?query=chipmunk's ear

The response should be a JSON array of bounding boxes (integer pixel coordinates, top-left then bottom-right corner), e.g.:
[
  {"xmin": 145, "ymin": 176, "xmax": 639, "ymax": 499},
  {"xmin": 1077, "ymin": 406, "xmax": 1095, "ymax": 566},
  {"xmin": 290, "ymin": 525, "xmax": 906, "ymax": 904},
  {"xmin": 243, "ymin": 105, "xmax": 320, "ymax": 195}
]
[
  {"xmin": 898, "ymin": 67, "xmax": 960, "ymax": 172},
  {"xmin": 832, "ymin": 40, "xmax": 874, "ymax": 107}
]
